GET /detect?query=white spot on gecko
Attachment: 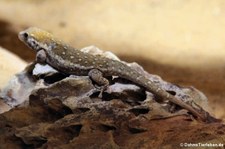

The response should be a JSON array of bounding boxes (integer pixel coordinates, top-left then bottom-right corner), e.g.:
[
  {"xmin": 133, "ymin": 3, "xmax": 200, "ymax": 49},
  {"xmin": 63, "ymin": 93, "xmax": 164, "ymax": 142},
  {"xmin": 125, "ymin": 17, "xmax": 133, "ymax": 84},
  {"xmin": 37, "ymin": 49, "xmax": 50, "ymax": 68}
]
[
  {"xmin": 62, "ymin": 52, "xmax": 66, "ymax": 55},
  {"xmin": 70, "ymin": 56, "xmax": 74, "ymax": 59}
]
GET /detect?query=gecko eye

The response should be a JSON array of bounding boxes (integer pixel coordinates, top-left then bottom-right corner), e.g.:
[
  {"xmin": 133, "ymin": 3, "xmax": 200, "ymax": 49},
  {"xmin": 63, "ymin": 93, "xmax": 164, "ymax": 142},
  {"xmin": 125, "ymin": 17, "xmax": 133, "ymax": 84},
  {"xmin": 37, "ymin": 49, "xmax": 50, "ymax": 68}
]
[
  {"xmin": 18, "ymin": 31, "xmax": 29, "ymax": 41},
  {"xmin": 23, "ymin": 33, "xmax": 28, "ymax": 39}
]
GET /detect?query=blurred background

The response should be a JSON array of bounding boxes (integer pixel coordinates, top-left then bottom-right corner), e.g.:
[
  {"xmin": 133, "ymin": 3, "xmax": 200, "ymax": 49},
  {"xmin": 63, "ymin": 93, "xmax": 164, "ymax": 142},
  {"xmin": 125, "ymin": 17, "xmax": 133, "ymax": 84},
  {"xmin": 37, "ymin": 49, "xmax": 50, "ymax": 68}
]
[{"xmin": 0, "ymin": 0, "xmax": 224, "ymax": 120}]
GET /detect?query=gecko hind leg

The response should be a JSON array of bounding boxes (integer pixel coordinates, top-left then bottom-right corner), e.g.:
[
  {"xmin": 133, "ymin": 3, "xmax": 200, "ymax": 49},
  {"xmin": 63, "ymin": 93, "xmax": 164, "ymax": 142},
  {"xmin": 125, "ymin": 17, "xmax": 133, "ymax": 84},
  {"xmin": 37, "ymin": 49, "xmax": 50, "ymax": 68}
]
[{"xmin": 88, "ymin": 69, "xmax": 109, "ymax": 98}]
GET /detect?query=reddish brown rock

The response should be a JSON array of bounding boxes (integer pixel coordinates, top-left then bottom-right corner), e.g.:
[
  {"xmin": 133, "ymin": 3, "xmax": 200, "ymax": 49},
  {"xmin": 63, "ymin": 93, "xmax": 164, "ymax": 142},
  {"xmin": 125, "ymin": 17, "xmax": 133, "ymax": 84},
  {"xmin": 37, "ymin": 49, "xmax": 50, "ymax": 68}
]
[{"xmin": 0, "ymin": 98, "xmax": 224, "ymax": 149}]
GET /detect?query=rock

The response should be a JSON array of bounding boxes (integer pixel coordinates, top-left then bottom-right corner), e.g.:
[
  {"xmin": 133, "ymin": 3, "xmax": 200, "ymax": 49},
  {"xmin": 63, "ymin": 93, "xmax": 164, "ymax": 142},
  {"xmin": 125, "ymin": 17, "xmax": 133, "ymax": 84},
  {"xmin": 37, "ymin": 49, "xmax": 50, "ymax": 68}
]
[
  {"xmin": 0, "ymin": 98, "xmax": 224, "ymax": 149},
  {"xmin": 0, "ymin": 63, "xmax": 37, "ymax": 108},
  {"xmin": 0, "ymin": 98, "xmax": 11, "ymax": 113}
]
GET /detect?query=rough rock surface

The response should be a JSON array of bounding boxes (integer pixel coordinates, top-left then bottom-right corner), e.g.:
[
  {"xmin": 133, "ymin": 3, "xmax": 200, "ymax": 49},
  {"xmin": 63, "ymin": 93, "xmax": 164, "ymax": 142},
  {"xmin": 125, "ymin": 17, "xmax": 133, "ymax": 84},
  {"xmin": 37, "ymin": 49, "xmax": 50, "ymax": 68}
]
[
  {"xmin": 0, "ymin": 46, "xmax": 224, "ymax": 149},
  {"xmin": 1, "ymin": 97, "xmax": 224, "ymax": 149},
  {"xmin": 0, "ymin": 86, "xmax": 225, "ymax": 148}
]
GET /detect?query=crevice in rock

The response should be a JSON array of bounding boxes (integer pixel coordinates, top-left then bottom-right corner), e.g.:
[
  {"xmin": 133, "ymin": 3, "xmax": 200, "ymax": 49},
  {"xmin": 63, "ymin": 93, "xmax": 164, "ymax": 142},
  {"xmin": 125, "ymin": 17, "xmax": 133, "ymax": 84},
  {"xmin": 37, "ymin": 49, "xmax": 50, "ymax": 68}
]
[
  {"xmin": 129, "ymin": 107, "xmax": 150, "ymax": 116},
  {"xmin": 73, "ymin": 107, "xmax": 90, "ymax": 114},
  {"xmin": 47, "ymin": 98, "xmax": 73, "ymax": 118},
  {"xmin": 43, "ymin": 73, "xmax": 69, "ymax": 84},
  {"xmin": 128, "ymin": 127, "xmax": 147, "ymax": 134},
  {"xmin": 98, "ymin": 124, "xmax": 116, "ymax": 132},
  {"xmin": 63, "ymin": 124, "xmax": 83, "ymax": 139},
  {"xmin": 18, "ymin": 136, "xmax": 47, "ymax": 149}
]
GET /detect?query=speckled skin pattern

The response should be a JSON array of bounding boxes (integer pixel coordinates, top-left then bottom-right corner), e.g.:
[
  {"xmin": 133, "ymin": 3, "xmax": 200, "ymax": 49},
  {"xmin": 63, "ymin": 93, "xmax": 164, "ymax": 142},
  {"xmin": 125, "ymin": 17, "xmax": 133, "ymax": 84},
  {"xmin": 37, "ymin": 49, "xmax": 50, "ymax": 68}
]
[{"xmin": 18, "ymin": 27, "xmax": 209, "ymax": 121}]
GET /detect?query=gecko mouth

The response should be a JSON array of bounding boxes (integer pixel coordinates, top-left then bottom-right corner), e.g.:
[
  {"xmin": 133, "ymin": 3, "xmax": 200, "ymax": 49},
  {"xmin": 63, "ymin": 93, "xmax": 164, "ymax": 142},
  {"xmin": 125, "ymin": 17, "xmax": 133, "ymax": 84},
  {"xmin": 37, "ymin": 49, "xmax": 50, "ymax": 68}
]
[{"xmin": 27, "ymin": 38, "xmax": 42, "ymax": 51}]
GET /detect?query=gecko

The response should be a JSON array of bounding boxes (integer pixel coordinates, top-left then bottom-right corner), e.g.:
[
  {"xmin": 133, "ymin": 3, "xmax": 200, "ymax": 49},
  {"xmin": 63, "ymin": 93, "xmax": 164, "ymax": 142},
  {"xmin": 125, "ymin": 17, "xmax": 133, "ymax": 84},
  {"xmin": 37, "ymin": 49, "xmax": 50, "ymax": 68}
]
[{"xmin": 18, "ymin": 27, "xmax": 212, "ymax": 122}]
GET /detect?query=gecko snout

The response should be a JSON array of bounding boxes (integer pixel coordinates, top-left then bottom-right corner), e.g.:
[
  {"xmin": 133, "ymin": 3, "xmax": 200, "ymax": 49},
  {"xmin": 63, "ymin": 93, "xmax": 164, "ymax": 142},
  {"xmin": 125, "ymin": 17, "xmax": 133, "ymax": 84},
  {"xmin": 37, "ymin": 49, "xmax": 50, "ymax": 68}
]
[{"xmin": 18, "ymin": 31, "xmax": 29, "ymax": 42}]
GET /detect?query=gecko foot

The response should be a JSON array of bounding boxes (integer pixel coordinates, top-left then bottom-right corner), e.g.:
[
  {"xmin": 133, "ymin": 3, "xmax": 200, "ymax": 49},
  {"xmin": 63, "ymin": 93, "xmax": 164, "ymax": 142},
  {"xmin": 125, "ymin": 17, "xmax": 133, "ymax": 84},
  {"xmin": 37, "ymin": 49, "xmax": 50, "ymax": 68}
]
[
  {"xmin": 88, "ymin": 69, "xmax": 109, "ymax": 98},
  {"xmin": 93, "ymin": 84, "xmax": 107, "ymax": 98}
]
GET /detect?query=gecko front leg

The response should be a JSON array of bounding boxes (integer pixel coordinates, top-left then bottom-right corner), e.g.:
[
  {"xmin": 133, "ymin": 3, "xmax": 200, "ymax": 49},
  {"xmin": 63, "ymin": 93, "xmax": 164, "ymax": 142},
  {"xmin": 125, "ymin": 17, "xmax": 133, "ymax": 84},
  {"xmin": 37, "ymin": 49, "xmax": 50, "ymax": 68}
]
[
  {"xmin": 36, "ymin": 49, "xmax": 47, "ymax": 64},
  {"xmin": 88, "ymin": 69, "xmax": 109, "ymax": 98}
]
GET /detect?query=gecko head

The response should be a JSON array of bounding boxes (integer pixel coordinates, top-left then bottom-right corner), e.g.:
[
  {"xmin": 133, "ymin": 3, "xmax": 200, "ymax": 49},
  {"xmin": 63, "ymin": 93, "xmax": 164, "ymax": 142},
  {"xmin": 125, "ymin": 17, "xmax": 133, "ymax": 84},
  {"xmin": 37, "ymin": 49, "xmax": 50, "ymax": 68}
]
[{"xmin": 18, "ymin": 27, "xmax": 57, "ymax": 52}]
